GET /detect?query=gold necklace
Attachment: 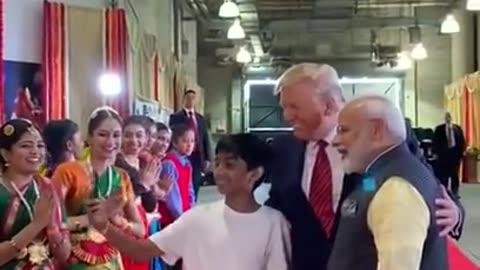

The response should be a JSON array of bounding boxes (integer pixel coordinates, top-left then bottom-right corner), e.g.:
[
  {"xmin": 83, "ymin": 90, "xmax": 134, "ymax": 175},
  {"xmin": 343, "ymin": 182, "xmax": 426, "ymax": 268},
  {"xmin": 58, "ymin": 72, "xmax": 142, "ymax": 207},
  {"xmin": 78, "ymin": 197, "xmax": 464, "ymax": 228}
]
[{"xmin": 85, "ymin": 158, "xmax": 113, "ymax": 198}]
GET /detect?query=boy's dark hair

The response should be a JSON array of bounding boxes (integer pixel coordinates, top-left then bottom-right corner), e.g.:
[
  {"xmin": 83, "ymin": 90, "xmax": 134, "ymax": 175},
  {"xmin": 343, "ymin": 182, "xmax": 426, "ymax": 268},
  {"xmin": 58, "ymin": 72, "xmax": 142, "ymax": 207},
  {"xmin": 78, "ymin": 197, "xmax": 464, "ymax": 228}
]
[
  {"xmin": 170, "ymin": 124, "xmax": 195, "ymax": 144},
  {"xmin": 215, "ymin": 133, "xmax": 273, "ymax": 191}
]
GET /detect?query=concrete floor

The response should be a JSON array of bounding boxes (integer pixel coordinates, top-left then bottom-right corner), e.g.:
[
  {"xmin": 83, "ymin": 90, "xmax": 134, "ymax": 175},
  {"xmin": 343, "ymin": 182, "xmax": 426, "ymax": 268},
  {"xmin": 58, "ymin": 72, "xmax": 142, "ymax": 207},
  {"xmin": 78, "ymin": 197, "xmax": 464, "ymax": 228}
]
[{"xmin": 198, "ymin": 183, "xmax": 480, "ymax": 264}]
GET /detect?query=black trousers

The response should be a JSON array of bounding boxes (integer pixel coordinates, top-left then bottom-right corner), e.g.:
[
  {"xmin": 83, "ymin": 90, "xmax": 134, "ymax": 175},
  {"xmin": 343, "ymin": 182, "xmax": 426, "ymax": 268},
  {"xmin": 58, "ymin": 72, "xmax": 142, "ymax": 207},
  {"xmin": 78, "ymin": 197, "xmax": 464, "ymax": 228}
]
[{"xmin": 438, "ymin": 158, "xmax": 461, "ymax": 195}]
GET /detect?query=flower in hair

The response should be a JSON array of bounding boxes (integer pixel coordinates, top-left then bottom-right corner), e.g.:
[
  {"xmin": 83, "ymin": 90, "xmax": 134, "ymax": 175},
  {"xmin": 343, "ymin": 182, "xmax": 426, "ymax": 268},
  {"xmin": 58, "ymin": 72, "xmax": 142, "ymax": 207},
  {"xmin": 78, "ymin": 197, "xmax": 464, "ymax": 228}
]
[{"xmin": 3, "ymin": 124, "xmax": 14, "ymax": 136}]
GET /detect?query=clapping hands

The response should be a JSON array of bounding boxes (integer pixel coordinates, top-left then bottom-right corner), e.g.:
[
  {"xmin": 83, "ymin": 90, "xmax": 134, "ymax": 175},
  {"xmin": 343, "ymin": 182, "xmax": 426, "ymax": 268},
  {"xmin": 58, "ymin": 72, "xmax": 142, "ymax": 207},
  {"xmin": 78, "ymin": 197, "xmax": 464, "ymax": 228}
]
[
  {"xmin": 139, "ymin": 158, "xmax": 162, "ymax": 187},
  {"xmin": 86, "ymin": 190, "xmax": 125, "ymax": 232},
  {"xmin": 33, "ymin": 185, "xmax": 55, "ymax": 228}
]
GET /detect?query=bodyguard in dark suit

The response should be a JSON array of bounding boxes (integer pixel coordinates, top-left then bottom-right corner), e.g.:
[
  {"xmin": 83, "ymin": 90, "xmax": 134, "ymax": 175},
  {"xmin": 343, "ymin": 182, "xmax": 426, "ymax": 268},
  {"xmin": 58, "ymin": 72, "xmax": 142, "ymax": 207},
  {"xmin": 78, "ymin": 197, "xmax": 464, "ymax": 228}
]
[
  {"xmin": 433, "ymin": 112, "xmax": 466, "ymax": 195},
  {"xmin": 169, "ymin": 89, "xmax": 211, "ymax": 198},
  {"xmin": 267, "ymin": 63, "xmax": 465, "ymax": 270}
]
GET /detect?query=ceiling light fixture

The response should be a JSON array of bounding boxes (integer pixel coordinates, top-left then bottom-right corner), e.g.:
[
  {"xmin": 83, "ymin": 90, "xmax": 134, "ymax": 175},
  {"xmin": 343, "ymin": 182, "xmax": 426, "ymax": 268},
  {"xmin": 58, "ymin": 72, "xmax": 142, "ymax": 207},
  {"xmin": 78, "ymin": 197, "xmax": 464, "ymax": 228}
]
[
  {"xmin": 227, "ymin": 19, "xmax": 245, "ymax": 39},
  {"xmin": 467, "ymin": 0, "xmax": 480, "ymax": 10},
  {"xmin": 236, "ymin": 47, "xmax": 252, "ymax": 63},
  {"xmin": 397, "ymin": 51, "xmax": 412, "ymax": 69},
  {"xmin": 219, "ymin": 0, "xmax": 240, "ymax": 18},
  {"xmin": 440, "ymin": 13, "xmax": 460, "ymax": 34},
  {"xmin": 411, "ymin": 43, "xmax": 428, "ymax": 60}
]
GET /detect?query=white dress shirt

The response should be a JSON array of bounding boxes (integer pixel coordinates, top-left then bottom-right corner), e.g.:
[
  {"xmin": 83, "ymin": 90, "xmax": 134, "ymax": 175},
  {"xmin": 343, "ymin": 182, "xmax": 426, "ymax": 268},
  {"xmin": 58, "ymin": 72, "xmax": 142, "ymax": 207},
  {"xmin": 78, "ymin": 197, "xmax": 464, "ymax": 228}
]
[
  {"xmin": 301, "ymin": 128, "xmax": 344, "ymax": 211},
  {"xmin": 446, "ymin": 124, "xmax": 456, "ymax": 148}
]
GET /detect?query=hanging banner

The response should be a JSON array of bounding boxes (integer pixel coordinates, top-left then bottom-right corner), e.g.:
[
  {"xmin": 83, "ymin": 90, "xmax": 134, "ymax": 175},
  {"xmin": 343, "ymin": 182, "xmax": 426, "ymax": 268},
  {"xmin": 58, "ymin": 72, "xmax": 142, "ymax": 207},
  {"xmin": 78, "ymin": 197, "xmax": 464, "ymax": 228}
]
[
  {"xmin": 133, "ymin": 95, "xmax": 160, "ymax": 119},
  {"xmin": 133, "ymin": 95, "xmax": 173, "ymax": 124}
]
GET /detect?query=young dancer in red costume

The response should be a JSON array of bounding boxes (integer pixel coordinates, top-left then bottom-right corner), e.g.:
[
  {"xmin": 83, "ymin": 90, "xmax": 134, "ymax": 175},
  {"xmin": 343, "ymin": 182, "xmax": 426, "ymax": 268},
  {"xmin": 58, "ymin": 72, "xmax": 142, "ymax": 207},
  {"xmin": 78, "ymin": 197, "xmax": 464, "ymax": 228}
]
[{"xmin": 157, "ymin": 124, "xmax": 195, "ymax": 228}]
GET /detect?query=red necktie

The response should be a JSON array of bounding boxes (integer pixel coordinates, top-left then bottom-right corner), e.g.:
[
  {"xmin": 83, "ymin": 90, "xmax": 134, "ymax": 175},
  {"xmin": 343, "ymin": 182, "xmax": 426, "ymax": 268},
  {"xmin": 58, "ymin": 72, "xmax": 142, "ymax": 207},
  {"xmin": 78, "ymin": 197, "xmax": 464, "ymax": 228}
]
[
  {"xmin": 188, "ymin": 111, "xmax": 196, "ymax": 128},
  {"xmin": 309, "ymin": 140, "xmax": 334, "ymax": 237}
]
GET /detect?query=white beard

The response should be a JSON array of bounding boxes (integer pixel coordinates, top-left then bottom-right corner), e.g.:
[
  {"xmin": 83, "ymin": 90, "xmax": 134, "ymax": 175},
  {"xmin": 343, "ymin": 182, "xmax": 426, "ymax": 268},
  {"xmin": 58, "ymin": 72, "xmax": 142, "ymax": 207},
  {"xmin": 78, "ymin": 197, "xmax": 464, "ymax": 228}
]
[{"xmin": 341, "ymin": 134, "xmax": 371, "ymax": 174}]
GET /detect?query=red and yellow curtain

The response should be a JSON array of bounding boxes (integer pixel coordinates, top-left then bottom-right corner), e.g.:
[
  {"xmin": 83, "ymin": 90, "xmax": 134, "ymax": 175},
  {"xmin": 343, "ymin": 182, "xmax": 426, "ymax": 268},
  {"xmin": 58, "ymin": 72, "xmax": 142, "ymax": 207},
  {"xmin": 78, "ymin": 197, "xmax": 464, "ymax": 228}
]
[
  {"xmin": 42, "ymin": 1, "xmax": 66, "ymax": 120},
  {"xmin": 444, "ymin": 72, "xmax": 480, "ymax": 149},
  {"xmin": 42, "ymin": 4, "xmax": 129, "ymax": 132},
  {"xmin": 40, "ymin": 2, "xmax": 189, "ymax": 126},
  {"xmin": 104, "ymin": 8, "xmax": 129, "ymax": 118}
]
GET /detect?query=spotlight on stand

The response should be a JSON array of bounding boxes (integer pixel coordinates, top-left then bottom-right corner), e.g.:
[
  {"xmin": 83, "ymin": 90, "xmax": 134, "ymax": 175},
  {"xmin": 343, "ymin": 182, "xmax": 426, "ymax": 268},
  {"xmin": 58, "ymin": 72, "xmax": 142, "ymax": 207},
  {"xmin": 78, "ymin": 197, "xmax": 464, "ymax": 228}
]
[{"xmin": 98, "ymin": 73, "xmax": 121, "ymax": 96}]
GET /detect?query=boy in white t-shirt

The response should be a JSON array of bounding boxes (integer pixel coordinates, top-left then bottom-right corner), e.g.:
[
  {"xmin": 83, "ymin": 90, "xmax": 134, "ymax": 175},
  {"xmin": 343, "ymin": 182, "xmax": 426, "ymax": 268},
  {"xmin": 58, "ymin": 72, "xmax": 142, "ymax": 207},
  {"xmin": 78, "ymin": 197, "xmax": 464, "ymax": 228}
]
[{"xmin": 86, "ymin": 133, "xmax": 291, "ymax": 270}]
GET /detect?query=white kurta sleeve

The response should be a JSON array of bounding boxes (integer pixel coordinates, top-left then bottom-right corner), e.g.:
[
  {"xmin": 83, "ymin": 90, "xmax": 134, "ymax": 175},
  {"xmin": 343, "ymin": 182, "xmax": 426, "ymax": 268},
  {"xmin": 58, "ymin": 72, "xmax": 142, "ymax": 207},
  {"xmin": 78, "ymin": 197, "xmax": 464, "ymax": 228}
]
[
  {"xmin": 265, "ymin": 211, "xmax": 292, "ymax": 270},
  {"xmin": 148, "ymin": 209, "xmax": 195, "ymax": 265}
]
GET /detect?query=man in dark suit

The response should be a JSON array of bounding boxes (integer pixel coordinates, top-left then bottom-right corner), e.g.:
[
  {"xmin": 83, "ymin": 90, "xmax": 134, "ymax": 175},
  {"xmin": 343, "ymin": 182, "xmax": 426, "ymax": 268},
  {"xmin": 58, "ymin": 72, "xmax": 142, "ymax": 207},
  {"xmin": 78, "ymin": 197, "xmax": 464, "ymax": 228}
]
[
  {"xmin": 267, "ymin": 63, "xmax": 465, "ymax": 270},
  {"xmin": 433, "ymin": 112, "xmax": 466, "ymax": 196},
  {"xmin": 169, "ymin": 89, "xmax": 211, "ymax": 199}
]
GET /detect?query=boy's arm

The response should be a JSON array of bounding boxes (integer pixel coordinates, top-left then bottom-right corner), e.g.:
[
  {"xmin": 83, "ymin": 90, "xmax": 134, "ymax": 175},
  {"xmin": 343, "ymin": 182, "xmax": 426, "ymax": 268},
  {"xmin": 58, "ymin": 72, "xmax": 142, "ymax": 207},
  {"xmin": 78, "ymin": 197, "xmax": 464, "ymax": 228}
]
[
  {"xmin": 101, "ymin": 207, "xmax": 194, "ymax": 264},
  {"xmin": 102, "ymin": 222, "xmax": 164, "ymax": 262},
  {"xmin": 162, "ymin": 161, "xmax": 183, "ymax": 218},
  {"xmin": 266, "ymin": 213, "xmax": 292, "ymax": 270}
]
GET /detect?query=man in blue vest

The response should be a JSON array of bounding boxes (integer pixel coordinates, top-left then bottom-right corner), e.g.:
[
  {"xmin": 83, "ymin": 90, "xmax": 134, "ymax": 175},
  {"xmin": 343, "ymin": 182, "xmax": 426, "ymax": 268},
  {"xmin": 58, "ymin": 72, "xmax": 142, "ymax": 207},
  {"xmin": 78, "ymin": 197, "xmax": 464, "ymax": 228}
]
[
  {"xmin": 328, "ymin": 95, "xmax": 447, "ymax": 270},
  {"xmin": 268, "ymin": 63, "xmax": 463, "ymax": 270}
]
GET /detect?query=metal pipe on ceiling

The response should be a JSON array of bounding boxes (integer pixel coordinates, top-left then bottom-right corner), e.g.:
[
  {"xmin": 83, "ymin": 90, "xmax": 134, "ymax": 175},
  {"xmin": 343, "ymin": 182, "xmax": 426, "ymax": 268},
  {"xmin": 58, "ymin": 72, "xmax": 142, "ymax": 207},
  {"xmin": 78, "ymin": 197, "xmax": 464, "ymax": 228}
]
[
  {"xmin": 267, "ymin": 17, "xmax": 441, "ymax": 32},
  {"xmin": 182, "ymin": 0, "xmax": 209, "ymax": 23},
  {"xmin": 322, "ymin": 0, "xmax": 452, "ymax": 8},
  {"xmin": 193, "ymin": 0, "xmax": 210, "ymax": 18},
  {"xmin": 255, "ymin": 0, "xmax": 451, "ymax": 9}
]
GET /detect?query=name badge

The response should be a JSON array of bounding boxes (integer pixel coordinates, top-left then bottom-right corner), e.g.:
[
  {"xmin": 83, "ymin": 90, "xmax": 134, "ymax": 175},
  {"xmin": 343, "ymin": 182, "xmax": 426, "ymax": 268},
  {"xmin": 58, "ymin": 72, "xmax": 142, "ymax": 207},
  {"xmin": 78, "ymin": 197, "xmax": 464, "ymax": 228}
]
[
  {"xmin": 341, "ymin": 198, "xmax": 358, "ymax": 217},
  {"xmin": 362, "ymin": 175, "xmax": 376, "ymax": 192}
]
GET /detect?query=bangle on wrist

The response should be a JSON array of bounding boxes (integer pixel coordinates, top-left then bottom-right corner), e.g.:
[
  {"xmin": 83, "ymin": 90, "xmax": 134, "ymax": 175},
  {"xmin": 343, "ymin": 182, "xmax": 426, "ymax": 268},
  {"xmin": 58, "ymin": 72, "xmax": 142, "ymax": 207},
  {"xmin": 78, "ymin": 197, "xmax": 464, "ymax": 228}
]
[{"xmin": 9, "ymin": 238, "xmax": 21, "ymax": 252}]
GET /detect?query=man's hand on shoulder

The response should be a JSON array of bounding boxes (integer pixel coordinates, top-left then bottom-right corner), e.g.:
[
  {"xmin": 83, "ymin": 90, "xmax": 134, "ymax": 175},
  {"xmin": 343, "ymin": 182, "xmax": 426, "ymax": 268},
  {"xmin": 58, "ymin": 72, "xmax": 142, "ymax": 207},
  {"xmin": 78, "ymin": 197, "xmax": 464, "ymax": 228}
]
[{"xmin": 435, "ymin": 185, "xmax": 460, "ymax": 237}]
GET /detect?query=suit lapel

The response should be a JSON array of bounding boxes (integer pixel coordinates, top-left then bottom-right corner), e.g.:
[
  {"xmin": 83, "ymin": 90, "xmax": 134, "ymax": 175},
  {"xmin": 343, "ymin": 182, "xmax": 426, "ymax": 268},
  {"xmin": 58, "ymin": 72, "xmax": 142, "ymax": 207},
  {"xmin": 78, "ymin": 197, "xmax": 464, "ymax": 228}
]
[
  {"xmin": 291, "ymin": 139, "xmax": 319, "ymax": 219},
  {"xmin": 294, "ymin": 139, "xmax": 307, "ymax": 188}
]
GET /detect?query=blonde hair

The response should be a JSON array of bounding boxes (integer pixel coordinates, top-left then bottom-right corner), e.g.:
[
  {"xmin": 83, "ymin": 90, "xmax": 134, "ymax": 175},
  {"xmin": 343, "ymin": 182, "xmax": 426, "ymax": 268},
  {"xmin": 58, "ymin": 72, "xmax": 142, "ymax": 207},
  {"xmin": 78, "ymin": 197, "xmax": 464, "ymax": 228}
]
[{"xmin": 275, "ymin": 63, "xmax": 345, "ymax": 102}]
